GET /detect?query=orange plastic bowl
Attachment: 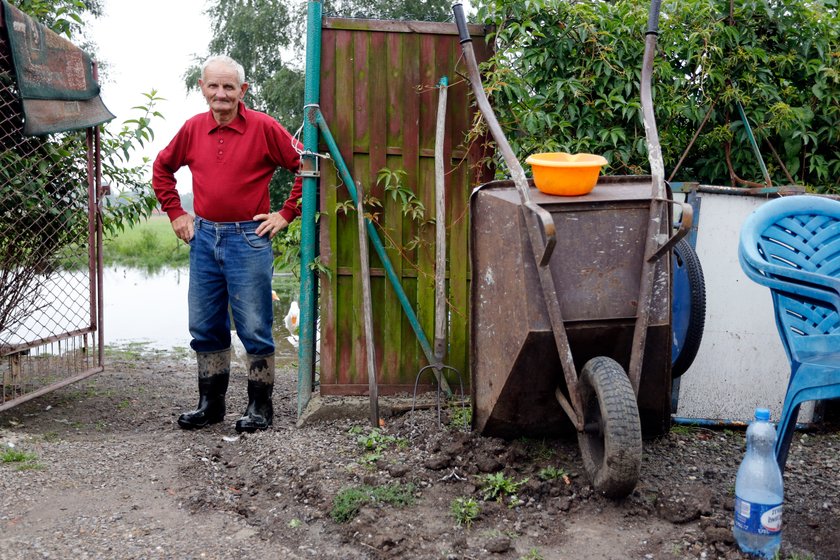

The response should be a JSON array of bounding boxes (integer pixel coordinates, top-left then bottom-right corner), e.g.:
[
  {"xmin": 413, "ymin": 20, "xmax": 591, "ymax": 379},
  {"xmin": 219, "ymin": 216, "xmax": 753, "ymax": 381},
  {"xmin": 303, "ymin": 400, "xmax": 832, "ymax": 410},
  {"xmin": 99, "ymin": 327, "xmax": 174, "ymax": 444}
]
[{"xmin": 525, "ymin": 152, "xmax": 609, "ymax": 196}]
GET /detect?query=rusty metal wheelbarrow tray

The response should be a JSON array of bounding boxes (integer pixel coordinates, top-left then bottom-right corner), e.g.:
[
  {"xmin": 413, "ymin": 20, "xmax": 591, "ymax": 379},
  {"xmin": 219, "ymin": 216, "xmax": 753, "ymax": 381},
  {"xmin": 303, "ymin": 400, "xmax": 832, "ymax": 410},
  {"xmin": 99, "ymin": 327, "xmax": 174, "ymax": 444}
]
[{"xmin": 470, "ymin": 175, "xmax": 674, "ymax": 440}]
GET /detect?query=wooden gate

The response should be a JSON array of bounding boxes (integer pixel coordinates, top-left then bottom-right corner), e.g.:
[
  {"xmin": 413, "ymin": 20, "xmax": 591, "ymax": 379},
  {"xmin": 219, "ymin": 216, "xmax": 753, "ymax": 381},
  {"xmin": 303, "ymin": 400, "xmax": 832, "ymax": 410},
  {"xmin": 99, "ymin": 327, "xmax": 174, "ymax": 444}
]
[{"xmin": 318, "ymin": 18, "xmax": 491, "ymax": 395}]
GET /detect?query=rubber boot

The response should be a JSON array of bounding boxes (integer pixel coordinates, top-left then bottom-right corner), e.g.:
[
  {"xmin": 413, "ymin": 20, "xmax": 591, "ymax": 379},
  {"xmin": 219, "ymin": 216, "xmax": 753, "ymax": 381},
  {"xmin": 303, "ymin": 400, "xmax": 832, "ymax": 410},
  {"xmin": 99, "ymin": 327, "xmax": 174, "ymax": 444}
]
[
  {"xmin": 177, "ymin": 348, "xmax": 230, "ymax": 429},
  {"xmin": 235, "ymin": 353, "xmax": 275, "ymax": 433}
]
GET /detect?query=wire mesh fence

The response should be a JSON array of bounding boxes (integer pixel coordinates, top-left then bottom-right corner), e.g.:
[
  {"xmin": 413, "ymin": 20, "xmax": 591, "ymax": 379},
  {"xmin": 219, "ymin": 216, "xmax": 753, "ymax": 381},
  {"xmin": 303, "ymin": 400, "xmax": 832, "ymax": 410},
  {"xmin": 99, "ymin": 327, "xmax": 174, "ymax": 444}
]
[{"xmin": 0, "ymin": 22, "xmax": 102, "ymax": 410}]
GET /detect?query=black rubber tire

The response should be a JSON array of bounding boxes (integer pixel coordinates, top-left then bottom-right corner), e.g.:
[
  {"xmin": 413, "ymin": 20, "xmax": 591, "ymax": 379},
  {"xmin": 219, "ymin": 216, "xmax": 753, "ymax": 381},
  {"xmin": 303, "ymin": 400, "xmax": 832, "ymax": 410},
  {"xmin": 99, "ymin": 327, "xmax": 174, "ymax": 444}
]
[
  {"xmin": 671, "ymin": 238, "xmax": 706, "ymax": 378},
  {"xmin": 576, "ymin": 356, "xmax": 642, "ymax": 499}
]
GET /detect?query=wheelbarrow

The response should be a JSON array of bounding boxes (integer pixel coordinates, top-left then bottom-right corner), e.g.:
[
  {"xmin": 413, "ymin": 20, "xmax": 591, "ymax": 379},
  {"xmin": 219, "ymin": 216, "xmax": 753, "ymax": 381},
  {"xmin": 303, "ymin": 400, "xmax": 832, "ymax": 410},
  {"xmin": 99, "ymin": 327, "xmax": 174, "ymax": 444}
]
[{"xmin": 454, "ymin": 0, "xmax": 692, "ymax": 498}]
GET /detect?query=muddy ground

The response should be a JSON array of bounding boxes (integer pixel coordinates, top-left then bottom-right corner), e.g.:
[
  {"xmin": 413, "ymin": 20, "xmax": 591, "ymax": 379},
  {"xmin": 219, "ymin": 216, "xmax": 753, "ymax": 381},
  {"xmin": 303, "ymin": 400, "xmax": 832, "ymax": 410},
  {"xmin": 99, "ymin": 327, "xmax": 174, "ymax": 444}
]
[{"xmin": 1, "ymin": 347, "xmax": 838, "ymax": 560}]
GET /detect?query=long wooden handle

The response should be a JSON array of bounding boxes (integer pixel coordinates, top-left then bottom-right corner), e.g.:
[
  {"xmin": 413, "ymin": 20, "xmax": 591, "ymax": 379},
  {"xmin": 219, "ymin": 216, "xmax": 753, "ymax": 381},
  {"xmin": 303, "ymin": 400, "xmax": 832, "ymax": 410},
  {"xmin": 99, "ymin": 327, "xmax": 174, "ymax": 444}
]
[{"xmin": 356, "ymin": 184, "xmax": 379, "ymax": 427}]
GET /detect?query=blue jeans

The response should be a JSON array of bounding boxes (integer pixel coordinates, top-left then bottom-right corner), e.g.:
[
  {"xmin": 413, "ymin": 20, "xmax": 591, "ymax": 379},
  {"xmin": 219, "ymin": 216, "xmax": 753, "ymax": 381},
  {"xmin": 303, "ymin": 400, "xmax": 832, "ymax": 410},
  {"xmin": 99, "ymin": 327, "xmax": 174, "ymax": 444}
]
[{"xmin": 188, "ymin": 216, "xmax": 275, "ymax": 356}]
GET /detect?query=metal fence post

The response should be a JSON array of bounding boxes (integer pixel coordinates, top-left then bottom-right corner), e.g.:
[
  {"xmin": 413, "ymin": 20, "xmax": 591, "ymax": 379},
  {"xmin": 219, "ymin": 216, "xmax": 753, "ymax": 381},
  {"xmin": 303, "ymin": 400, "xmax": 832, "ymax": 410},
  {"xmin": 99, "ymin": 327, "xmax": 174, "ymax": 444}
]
[{"xmin": 298, "ymin": 0, "xmax": 322, "ymax": 418}]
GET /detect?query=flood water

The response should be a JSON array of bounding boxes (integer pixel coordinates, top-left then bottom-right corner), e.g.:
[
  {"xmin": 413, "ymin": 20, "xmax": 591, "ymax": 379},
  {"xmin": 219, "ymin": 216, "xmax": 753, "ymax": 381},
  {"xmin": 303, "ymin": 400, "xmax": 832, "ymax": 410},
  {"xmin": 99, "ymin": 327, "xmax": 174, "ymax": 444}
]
[{"xmin": 103, "ymin": 266, "xmax": 300, "ymax": 357}]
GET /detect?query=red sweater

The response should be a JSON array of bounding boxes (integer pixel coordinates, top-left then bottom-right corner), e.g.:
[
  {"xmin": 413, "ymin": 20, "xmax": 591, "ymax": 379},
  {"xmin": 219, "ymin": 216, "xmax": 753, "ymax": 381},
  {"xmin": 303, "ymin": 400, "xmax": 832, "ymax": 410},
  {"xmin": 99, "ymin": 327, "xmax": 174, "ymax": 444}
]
[{"xmin": 152, "ymin": 102, "xmax": 303, "ymax": 223}]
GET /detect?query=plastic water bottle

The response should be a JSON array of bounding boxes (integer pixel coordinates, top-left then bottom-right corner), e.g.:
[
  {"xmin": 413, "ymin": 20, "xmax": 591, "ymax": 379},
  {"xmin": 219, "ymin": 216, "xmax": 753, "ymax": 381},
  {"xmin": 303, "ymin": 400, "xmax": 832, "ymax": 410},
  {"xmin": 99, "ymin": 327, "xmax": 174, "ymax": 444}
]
[{"xmin": 733, "ymin": 408, "xmax": 784, "ymax": 558}]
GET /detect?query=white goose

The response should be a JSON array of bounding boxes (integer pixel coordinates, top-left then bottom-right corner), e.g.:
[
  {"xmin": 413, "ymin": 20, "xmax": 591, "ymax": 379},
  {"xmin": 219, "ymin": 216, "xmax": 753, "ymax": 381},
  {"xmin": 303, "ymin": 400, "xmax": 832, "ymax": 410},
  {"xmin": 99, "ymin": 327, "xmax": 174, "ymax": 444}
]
[{"xmin": 284, "ymin": 300, "xmax": 320, "ymax": 359}]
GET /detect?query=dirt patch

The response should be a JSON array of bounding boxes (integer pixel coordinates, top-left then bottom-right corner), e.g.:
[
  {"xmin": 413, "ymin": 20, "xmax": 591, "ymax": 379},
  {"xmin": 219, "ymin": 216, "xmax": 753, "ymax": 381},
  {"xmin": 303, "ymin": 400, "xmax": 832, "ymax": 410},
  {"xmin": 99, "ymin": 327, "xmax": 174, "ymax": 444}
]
[{"xmin": 1, "ymin": 349, "xmax": 838, "ymax": 559}]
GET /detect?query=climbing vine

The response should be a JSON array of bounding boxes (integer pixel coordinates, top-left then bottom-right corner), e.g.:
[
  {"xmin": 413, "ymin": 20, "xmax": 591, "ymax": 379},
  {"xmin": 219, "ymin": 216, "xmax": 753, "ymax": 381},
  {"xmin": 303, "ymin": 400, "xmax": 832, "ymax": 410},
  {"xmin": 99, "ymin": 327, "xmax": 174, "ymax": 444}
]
[{"xmin": 475, "ymin": 0, "xmax": 840, "ymax": 193}]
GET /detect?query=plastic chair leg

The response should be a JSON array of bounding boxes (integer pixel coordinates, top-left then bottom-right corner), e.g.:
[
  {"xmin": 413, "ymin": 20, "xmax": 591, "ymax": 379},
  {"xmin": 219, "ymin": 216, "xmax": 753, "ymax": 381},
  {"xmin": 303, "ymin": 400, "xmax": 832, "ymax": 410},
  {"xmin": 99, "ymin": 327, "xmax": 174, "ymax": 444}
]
[
  {"xmin": 775, "ymin": 400, "xmax": 801, "ymax": 473},
  {"xmin": 775, "ymin": 378, "xmax": 840, "ymax": 472}
]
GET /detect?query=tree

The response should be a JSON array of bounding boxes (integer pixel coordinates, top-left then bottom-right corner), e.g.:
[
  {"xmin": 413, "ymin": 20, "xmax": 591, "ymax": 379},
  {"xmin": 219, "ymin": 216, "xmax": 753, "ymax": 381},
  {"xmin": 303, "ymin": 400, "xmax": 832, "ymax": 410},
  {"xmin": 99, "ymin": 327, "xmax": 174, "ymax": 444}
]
[
  {"xmin": 9, "ymin": 0, "xmax": 103, "ymax": 38},
  {"xmin": 475, "ymin": 0, "xmax": 840, "ymax": 193}
]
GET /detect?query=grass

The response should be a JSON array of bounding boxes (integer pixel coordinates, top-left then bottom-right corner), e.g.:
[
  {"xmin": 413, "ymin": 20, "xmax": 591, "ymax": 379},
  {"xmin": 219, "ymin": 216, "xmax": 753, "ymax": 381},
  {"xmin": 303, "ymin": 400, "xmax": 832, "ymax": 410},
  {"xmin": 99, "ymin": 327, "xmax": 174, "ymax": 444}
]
[
  {"xmin": 104, "ymin": 342, "xmax": 148, "ymax": 361},
  {"xmin": 105, "ymin": 341, "xmax": 189, "ymax": 363},
  {"xmin": 1, "ymin": 447, "xmax": 41, "ymax": 470},
  {"xmin": 103, "ymin": 215, "xmax": 190, "ymax": 270},
  {"xmin": 330, "ymin": 483, "xmax": 416, "ymax": 523}
]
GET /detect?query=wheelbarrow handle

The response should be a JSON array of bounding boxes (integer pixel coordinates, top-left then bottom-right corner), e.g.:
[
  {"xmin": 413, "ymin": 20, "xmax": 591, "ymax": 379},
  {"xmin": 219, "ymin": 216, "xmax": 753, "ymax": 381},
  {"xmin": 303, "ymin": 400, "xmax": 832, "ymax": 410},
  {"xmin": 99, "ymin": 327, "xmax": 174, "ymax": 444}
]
[
  {"xmin": 524, "ymin": 201, "xmax": 557, "ymax": 266},
  {"xmin": 646, "ymin": 0, "xmax": 662, "ymax": 35},
  {"xmin": 453, "ymin": 3, "xmax": 471, "ymax": 44},
  {"xmin": 646, "ymin": 198, "xmax": 693, "ymax": 262}
]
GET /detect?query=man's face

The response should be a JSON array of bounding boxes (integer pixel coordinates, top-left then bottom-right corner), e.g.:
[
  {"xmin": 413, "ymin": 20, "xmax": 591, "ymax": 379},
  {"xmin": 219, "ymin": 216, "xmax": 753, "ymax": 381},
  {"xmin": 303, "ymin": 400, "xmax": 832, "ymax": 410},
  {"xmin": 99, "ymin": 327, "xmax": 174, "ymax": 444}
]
[{"xmin": 199, "ymin": 62, "xmax": 248, "ymax": 120}]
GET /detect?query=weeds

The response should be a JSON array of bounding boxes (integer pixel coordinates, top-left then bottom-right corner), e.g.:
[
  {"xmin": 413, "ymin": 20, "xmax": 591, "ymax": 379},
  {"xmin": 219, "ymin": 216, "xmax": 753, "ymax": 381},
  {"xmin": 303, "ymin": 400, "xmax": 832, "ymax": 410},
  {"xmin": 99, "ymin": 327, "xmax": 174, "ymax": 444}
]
[
  {"xmin": 782, "ymin": 553, "xmax": 815, "ymax": 560},
  {"xmin": 480, "ymin": 472, "xmax": 528, "ymax": 503},
  {"xmin": 520, "ymin": 548, "xmax": 545, "ymax": 560},
  {"xmin": 508, "ymin": 495, "xmax": 524, "ymax": 508},
  {"xmin": 537, "ymin": 465, "xmax": 568, "ymax": 482},
  {"xmin": 450, "ymin": 497, "xmax": 480, "ymax": 528},
  {"xmin": 1, "ymin": 447, "xmax": 41, "ymax": 470},
  {"xmin": 670, "ymin": 424, "xmax": 696, "ymax": 436},
  {"xmin": 528, "ymin": 439, "xmax": 555, "ymax": 462},
  {"xmin": 449, "ymin": 406, "xmax": 472, "ymax": 430},
  {"xmin": 350, "ymin": 427, "xmax": 406, "ymax": 466},
  {"xmin": 330, "ymin": 483, "xmax": 416, "ymax": 523},
  {"xmin": 360, "ymin": 450, "xmax": 382, "ymax": 466}
]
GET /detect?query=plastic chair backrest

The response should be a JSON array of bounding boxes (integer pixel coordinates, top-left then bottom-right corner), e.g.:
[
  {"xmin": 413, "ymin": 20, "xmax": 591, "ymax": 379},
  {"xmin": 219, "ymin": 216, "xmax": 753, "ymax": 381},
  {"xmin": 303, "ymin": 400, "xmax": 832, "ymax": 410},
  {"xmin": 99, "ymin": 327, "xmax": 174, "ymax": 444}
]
[{"xmin": 738, "ymin": 196, "xmax": 840, "ymax": 363}]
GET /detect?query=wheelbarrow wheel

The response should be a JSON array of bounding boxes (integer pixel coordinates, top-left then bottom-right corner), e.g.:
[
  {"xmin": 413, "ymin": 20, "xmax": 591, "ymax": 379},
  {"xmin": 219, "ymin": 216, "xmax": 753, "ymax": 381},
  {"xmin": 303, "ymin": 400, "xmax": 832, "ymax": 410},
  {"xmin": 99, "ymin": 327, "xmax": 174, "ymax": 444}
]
[
  {"xmin": 577, "ymin": 356, "xmax": 642, "ymax": 499},
  {"xmin": 671, "ymin": 237, "xmax": 706, "ymax": 377}
]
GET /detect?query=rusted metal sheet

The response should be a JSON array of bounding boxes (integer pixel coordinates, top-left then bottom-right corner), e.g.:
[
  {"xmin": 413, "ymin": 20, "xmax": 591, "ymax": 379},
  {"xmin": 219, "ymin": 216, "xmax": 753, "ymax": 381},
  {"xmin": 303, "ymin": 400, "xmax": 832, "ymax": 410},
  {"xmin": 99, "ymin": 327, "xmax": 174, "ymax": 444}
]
[
  {"xmin": 470, "ymin": 177, "xmax": 672, "ymax": 437},
  {"xmin": 318, "ymin": 18, "xmax": 491, "ymax": 395},
  {"xmin": 1, "ymin": 2, "xmax": 113, "ymax": 135}
]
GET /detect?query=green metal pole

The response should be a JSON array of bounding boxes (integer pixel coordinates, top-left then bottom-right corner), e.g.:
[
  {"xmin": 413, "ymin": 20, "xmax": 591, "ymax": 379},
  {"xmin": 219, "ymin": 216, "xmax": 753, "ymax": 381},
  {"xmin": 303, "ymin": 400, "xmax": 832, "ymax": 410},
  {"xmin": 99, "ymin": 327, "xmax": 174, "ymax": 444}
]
[
  {"xmin": 310, "ymin": 109, "xmax": 452, "ymax": 395},
  {"xmin": 736, "ymin": 100, "xmax": 773, "ymax": 188},
  {"xmin": 298, "ymin": 0, "xmax": 322, "ymax": 418}
]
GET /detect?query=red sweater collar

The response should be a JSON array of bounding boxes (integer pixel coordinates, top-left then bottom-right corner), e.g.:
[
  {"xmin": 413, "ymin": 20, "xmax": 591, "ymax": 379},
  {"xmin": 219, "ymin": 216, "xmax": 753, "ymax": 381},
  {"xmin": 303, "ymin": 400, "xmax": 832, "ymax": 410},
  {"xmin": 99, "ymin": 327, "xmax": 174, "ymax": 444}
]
[{"xmin": 203, "ymin": 101, "xmax": 248, "ymax": 134}]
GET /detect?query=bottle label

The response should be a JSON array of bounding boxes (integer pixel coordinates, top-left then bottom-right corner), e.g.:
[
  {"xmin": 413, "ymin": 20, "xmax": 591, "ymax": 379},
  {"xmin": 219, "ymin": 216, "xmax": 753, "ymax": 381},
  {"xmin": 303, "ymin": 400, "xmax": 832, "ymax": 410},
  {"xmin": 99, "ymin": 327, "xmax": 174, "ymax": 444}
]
[{"xmin": 734, "ymin": 497, "xmax": 783, "ymax": 535}]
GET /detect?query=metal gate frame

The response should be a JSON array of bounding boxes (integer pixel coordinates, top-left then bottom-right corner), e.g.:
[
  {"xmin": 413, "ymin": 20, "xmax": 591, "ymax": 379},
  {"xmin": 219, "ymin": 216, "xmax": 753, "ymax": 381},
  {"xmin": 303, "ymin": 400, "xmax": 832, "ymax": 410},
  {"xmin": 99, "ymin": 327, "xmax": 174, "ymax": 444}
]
[{"xmin": 0, "ymin": 9, "xmax": 104, "ymax": 411}]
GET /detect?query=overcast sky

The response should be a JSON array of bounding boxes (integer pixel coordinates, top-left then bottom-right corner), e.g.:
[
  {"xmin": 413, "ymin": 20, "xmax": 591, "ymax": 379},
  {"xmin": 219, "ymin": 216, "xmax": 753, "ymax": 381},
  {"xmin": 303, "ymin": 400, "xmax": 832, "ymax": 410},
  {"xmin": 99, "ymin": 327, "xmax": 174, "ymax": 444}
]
[{"xmin": 88, "ymin": 0, "xmax": 212, "ymax": 193}]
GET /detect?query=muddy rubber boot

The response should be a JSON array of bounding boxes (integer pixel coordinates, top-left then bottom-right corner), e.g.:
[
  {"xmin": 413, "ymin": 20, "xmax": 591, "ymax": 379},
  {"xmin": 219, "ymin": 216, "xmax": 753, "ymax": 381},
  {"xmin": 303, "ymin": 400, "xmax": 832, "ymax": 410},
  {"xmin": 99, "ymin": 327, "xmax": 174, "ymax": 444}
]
[
  {"xmin": 177, "ymin": 348, "xmax": 231, "ymax": 429},
  {"xmin": 235, "ymin": 353, "xmax": 274, "ymax": 433}
]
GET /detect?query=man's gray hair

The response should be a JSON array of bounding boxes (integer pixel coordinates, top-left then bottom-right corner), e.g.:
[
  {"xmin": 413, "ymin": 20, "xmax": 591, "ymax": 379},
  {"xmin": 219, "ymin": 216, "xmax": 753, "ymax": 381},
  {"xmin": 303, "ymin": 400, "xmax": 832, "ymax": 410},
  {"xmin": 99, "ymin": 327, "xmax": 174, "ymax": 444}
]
[{"xmin": 201, "ymin": 55, "xmax": 246, "ymax": 85}]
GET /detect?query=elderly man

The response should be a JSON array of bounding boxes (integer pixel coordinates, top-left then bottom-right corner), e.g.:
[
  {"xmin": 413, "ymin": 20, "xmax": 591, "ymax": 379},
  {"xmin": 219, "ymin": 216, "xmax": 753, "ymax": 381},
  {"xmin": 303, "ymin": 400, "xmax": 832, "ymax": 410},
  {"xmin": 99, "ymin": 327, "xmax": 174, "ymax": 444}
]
[{"xmin": 152, "ymin": 55, "xmax": 302, "ymax": 433}]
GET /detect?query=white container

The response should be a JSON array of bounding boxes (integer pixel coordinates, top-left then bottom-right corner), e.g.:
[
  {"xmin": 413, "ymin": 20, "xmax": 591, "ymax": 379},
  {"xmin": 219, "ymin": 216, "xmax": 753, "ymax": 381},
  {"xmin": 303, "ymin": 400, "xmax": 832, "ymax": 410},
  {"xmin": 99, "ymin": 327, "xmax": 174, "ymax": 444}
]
[{"xmin": 674, "ymin": 188, "xmax": 814, "ymax": 423}]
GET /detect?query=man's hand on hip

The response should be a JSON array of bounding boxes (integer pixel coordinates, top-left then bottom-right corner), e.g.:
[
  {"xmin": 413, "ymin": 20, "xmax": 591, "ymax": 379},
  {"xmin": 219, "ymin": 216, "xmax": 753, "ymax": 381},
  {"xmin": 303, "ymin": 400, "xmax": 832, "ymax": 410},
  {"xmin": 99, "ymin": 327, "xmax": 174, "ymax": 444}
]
[
  {"xmin": 171, "ymin": 214, "xmax": 194, "ymax": 243},
  {"xmin": 254, "ymin": 212, "xmax": 289, "ymax": 239}
]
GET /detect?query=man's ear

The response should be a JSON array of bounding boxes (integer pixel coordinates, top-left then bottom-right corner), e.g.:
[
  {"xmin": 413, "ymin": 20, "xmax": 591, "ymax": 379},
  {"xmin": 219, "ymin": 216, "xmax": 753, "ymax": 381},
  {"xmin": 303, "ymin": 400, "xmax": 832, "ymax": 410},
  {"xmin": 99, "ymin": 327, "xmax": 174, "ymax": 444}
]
[{"xmin": 240, "ymin": 82, "xmax": 249, "ymax": 98}]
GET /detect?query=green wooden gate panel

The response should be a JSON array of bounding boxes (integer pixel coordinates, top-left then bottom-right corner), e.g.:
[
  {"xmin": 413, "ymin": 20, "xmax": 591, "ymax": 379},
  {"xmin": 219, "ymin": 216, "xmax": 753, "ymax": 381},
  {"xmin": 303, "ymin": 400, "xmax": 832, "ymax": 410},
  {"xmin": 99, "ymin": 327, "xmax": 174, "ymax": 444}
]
[{"xmin": 318, "ymin": 18, "xmax": 491, "ymax": 395}]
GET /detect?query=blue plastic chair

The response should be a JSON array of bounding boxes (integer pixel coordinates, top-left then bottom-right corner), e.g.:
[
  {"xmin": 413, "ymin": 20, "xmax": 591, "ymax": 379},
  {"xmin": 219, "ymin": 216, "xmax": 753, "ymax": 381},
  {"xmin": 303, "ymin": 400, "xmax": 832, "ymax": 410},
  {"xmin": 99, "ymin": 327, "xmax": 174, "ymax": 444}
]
[{"xmin": 738, "ymin": 195, "xmax": 840, "ymax": 473}]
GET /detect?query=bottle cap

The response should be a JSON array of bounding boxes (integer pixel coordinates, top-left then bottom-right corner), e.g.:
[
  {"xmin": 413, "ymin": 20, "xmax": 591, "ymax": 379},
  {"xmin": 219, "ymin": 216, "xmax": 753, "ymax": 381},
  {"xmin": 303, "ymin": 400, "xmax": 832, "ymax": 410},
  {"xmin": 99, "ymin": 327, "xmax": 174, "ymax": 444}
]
[{"xmin": 755, "ymin": 408, "xmax": 771, "ymax": 421}]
